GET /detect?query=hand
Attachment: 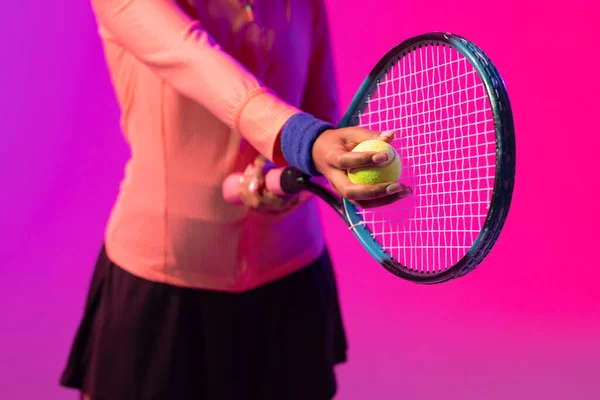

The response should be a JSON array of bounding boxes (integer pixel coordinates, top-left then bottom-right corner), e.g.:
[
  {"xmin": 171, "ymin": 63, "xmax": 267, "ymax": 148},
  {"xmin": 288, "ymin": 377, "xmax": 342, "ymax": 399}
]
[
  {"xmin": 312, "ymin": 128, "xmax": 411, "ymax": 208},
  {"xmin": 238, "ymin": 155, "xmax": 301, "ymax": 215}
]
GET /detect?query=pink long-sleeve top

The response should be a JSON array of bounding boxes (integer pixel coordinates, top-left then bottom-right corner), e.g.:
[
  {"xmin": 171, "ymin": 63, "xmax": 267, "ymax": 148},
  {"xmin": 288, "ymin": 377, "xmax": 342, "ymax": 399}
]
[{"xmin": 91, "ymin": 0, "xmax": 339, "ymax": 291}]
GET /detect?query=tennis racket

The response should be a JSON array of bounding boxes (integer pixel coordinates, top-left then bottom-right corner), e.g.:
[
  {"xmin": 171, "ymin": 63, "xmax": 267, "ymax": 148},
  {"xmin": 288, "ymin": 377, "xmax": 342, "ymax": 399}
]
[{"xmin": 223, "ymin": 32, "xmax": 515, "ymax": 284}]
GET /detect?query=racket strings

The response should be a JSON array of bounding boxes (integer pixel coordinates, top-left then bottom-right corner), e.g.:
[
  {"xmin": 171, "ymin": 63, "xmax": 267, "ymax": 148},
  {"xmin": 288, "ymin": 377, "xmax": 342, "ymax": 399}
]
[{"xmin": 357, "ymin": 43, "xmax": 496, "ymax": 274}]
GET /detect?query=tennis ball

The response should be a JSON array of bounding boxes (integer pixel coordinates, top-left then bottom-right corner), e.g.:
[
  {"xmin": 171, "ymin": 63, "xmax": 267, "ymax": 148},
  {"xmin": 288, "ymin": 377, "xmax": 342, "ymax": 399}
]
[{"xmin": 347, "ymin": 139, "xmax": 401, "ymax": 185}]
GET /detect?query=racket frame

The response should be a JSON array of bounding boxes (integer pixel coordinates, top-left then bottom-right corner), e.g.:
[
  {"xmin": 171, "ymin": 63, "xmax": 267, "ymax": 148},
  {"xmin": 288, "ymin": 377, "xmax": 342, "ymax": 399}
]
[
  {"xmin": 337, "ymin": 32, "xmax": 516, "ymax": 284},
  {"xmin": 223, "ymin": 32, "xmax": 515, "ymax": 284}
]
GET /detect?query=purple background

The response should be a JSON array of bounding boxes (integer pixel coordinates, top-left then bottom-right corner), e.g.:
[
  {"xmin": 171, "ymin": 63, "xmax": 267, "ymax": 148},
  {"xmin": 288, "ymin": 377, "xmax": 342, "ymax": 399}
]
[{"xmin": 1, "ymin": 1, "xmax": 598, "ymax": 399}]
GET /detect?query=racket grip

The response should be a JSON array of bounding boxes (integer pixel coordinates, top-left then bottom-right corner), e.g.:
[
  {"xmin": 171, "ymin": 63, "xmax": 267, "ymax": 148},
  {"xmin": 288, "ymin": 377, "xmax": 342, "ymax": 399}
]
[{"xmin": 222, "ymin": 168, "xmax": 287, "ymax": 205}]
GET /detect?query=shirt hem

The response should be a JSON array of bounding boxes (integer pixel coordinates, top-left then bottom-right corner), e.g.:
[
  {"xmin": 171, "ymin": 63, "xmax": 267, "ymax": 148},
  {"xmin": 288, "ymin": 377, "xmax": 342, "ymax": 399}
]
[{"xmin": 104, "ymin": 239, "xmax": 326, "ymax": 293}]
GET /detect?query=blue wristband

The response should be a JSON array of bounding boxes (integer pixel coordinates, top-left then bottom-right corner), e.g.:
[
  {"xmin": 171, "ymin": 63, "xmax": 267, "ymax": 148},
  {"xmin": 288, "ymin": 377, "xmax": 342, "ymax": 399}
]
[{"xmin": 280, "ymin": 113, "xmax": 333, "ymax": 176}]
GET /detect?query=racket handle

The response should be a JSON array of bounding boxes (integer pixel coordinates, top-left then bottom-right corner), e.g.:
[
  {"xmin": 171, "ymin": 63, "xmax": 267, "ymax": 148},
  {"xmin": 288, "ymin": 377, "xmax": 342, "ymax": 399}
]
[{"xmin": 222, "ymin": 167, "xmax": 288, "ymax": 205}]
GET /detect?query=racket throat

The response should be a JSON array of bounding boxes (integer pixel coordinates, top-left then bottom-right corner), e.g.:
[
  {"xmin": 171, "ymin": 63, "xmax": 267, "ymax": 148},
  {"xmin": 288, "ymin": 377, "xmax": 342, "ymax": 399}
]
[{"xmin": 279, "ymin": 168, "xmax": 346, "ymax": 219}]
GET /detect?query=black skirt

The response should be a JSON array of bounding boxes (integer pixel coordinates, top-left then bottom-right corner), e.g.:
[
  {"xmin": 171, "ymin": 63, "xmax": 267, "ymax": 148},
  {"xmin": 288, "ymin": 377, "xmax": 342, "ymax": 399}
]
[{"xmin": 60, "ymin": 246, "xmax": 347, "ymax": 400}]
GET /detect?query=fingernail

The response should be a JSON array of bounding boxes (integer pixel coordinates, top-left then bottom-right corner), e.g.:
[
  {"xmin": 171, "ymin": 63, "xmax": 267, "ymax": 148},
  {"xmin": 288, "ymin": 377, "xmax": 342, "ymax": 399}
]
[
  {"xmin": 372, "ymin": 152, "xmax": 389, "ymax": 164},
  {"xmin": 387, "ymin": 184, "xmax": 412, "ymax": 195},
  {"xmin": 386, "ymin": 183, "xmax": 404, "ymax": 194},
  {"xmin": 379, "ymin": 130, "xmax": 397, "ymax": 140}
]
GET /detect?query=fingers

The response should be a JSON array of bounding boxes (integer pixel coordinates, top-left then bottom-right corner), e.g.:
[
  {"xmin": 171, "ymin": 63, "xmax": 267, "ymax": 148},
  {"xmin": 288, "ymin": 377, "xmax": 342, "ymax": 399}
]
[
  {"xmin": 345, "ymin": 182, "xmax": 411, "ymax": 201},
  {"xmin": 378, "ymin": 130, "xmax": 396, "ymax": 143},
  {"xmin": 328, "ymin": 150, "xmax": 391, "ymax": 170},
  {"xmin": 239, "ymin": 164, "xmax": 264, "ymax": 208},
  {"xmin": 238, "ymin": 160, "xmax": 302, "ymax": 214},
  {"xmin": 313, "ymin": 126, "xmax": 407, "ymax": 210},
  {"xmin": 343, "ymin": 127, "xmax": 397, "ymax": 146},
  {"xmin": 326, "ymin": 128, "xmax": 398, "ymax": 170},
  {"xmin": 262, "ymin": 190, "xmax": 300, "ymax": 211},
  {"xmin": 352, "ymin": 190, "xmax": 411, "ymax": 209},
  {"xmin": 326, "ymin": 168, "xmax": 411, "ymax": 203},
  {"xmin": 342, "ymin": 126, "xmax": 383, "ymax": 144}
]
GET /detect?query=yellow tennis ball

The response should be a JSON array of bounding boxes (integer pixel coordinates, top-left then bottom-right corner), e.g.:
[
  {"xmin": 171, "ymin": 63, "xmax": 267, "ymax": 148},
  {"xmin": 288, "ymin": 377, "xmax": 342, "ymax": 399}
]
[{"xmin": 347, "ymin": 139, "xmax": 401, "ymax": 184}]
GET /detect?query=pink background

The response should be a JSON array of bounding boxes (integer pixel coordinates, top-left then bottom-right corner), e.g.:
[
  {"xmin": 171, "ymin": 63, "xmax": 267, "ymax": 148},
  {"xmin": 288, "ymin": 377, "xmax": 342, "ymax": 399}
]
[{"xmin": 1, "ymin": 1, "xmax": 598, "ymax": 399}]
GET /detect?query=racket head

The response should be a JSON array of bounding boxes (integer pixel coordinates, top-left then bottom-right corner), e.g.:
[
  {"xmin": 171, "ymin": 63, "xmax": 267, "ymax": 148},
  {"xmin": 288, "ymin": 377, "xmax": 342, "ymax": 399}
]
[{"xmin": 339, "ymin": 32, "xmax": 515, "ymax": 284}]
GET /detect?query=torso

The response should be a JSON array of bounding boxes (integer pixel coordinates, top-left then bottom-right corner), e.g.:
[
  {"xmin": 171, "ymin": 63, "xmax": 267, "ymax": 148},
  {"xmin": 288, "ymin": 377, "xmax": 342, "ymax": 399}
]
[{"xmin": 101, "ymin": 0, "xmax": 326, "ymax": 292}]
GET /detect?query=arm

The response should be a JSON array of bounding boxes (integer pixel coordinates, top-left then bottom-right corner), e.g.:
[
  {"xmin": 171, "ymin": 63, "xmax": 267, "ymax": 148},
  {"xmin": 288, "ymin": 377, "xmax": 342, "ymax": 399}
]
[
  {"xmin": 90, "ymin": 0, "xmax": 298, "ymax": 164},
  {"xmin": 92, "ymin": 0, "xmax": 407, "ymax": 208},
  {"xmin": 300, "ymin": 0, "xmax": 341, "ymax": 126},
  {"xmin": 278, "ymin": 0, "xmax": 341, "ymax": 176}
]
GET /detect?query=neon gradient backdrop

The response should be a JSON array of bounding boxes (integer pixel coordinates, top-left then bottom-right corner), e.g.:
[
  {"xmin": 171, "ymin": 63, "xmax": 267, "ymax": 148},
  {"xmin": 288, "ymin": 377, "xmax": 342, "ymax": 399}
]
[{"xmin": 0, "ymin": 1, "xmax": 598, "ymax": 399}]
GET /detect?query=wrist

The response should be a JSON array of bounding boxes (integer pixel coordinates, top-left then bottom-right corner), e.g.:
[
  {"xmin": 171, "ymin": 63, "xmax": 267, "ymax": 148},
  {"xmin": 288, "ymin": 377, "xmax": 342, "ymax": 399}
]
[{"xmin": 280, "ymin": 112, "xmax": 333, "ymax": 176}]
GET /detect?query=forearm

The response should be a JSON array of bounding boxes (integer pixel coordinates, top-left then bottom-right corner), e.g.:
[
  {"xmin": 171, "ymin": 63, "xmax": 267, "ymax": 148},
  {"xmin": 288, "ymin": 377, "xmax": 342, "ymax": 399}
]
[{"xmin": 91, "ymin": 0, "xmax": 299, "ymax": 162}]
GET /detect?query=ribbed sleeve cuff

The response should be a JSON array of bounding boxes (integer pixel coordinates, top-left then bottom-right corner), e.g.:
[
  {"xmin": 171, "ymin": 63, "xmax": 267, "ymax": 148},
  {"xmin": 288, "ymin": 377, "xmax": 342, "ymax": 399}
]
[{"xmin": 280, "ymin": 112, "xmax": 333, "ymax": 176}]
